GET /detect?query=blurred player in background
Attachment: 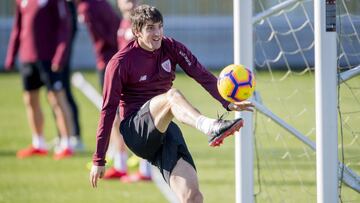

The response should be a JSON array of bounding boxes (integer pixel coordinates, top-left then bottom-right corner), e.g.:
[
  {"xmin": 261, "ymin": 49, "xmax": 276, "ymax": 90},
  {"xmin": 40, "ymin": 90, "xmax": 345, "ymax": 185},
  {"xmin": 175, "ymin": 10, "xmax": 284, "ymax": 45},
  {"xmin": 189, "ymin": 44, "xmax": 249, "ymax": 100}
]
[
  {"xmin": 102, "ymin": 0, "xmax": 153, "ymax": 183},
  {"xmin": 76, "ymin": 0, "xmax": 120, "ymax": 91},
  {"xmin": 5, "ymin": 0, "xmax": 74, "ymax": 160},
  {"xmin": 55, "ymin": 0, "xmax": 84, "ymax": 152},
  {"xmin": 89, "ymin": 4, "xmax": 253, "ymax": 202}
]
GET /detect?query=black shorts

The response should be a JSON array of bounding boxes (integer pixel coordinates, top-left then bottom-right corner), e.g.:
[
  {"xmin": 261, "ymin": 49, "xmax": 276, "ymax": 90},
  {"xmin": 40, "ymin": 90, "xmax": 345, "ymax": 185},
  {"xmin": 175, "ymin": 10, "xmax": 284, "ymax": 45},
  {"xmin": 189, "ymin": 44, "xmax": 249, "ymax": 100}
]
[
  {"xmin": 20, "ymin": 61, "xmax": 63, "ymax": 91},
  {"xmin": 97, "ymin": 69, "xmax": 105, "ymax": 91},
  {"xmin": 120, "ymin": 101, "xmax": 196, "ymax": 183}
]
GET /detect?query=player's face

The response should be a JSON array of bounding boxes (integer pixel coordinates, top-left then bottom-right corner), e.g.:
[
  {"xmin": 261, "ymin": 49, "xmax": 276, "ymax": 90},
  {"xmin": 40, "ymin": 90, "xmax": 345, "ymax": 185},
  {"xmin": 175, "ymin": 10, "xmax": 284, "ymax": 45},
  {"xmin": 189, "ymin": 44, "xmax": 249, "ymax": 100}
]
[{"xmin": 136, "ymin": 21, "xmax": 163, "ymax": 52}]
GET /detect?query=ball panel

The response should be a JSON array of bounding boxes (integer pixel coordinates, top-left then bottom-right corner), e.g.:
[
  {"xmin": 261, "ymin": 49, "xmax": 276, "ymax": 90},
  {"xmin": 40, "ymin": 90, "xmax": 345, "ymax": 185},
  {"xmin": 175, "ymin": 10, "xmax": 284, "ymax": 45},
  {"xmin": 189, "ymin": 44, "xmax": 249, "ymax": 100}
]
[{"xmin": 217, "ymin": 64, "xmax": 256, "ymax": 102}]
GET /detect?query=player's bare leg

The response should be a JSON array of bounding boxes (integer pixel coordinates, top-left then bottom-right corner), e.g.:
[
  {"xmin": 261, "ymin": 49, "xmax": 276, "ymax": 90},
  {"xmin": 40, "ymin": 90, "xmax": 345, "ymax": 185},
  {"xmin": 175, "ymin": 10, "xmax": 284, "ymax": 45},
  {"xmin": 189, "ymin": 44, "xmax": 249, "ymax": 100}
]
[
  {"xmin": 149, "ymin": 88, "xmax": 201, "ymax": 133},
  {"xmin": 48, "ymin": 90, "xmax": 74, "ymax": 159},
  {"xmin": 47, "ymin": 90, "xmax": 71, "ymax": 137},
  {"xmin": 23, "ymin": 90, "xmax": 44, "ymax": 136},
  {"xmin": 170, "ymin": 158, "xmax": 203, "ymax": 203},
  {"xmin": 103, "ymin": 114, "xmax": 128, "ymax": 179},
  {"xmin": 17, "ymin": 90, "xmax": 48, "ymax": 158},
  {"xmin": 149, "ymin": 88, "xmax": 244, "ymax": 146}
]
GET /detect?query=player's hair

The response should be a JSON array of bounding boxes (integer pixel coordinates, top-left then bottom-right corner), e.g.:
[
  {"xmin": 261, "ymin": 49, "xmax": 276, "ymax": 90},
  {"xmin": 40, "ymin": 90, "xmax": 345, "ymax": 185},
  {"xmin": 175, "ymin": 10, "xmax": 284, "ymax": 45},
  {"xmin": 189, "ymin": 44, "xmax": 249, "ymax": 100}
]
[{"xmin": 130, "ymin": 4, "xmax": 163, "ymax": 36}]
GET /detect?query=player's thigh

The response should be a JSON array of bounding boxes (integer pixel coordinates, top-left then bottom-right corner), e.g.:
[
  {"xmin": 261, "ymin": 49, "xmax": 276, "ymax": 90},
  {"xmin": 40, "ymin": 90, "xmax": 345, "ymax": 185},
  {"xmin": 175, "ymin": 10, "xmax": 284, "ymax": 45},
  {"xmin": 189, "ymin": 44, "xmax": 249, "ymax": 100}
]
[
  {"xmin": 170, "ymin": 158, "xmax": 199, "ymax": 192},
  {"xmin": 149, "ymin": 92, "xmax": 174, "ymax": 133},
  {"xmin": 20, "ymin": 63, "xmax": 43, "ymax": 91},
  {"xmin": 37, "ymin": 61, "xmax": 63, "ymax": 92}
]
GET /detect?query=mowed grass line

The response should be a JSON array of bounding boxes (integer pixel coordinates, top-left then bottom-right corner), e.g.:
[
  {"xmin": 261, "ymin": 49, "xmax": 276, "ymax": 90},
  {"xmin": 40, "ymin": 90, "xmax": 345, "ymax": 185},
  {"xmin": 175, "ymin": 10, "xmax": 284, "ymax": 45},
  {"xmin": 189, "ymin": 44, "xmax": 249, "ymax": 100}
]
[{"xmin": 0, "ymin": 71, "xmax": 359, "ymax": 203}]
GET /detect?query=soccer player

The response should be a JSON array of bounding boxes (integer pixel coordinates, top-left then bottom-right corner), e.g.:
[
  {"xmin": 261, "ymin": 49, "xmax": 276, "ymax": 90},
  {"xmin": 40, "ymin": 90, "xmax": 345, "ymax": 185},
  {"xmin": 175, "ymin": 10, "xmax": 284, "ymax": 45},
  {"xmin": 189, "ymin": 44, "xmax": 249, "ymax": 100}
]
[
  {"xmin": 89, "ymin": 4, "xmax": 254, "ymax": 202},
  {"xmin": 57, "ymin": 0, "xmax": 84, "ymax": 151},
  {"xmin": 76, "ymin": 0, "xmax": 120, "ymax": 90},
  {"xmin": 5, "ymin": 0, "xmax": 74, "ymax": 160},
  {"xmin": 102, "ymin": 0, "xmax": 153, "ymax": 183}
]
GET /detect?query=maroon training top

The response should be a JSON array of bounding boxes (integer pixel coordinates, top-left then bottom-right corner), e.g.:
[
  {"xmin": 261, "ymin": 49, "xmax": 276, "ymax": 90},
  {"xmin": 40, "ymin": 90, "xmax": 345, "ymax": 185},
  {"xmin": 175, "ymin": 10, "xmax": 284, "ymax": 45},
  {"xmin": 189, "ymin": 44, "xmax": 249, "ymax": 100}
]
[
  {"xmin": 93, "ymin": 37, "xmax": 230, "ymax": 166},
  {"xmin": 77, "ymin": 0, "xmax": 120, "ymax": 70},
  {"xmin": 5, "ymin": 0, "xmax": 70, "ymax": 70}
]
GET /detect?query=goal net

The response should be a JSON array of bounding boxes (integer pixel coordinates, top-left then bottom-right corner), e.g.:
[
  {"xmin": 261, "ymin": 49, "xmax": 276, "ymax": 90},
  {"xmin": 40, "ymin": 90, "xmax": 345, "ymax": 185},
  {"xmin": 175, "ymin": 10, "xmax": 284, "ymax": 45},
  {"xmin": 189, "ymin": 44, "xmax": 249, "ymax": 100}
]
[{"xmin": 252, "ymin": 0, "xmax": 359, "ymax": 202}]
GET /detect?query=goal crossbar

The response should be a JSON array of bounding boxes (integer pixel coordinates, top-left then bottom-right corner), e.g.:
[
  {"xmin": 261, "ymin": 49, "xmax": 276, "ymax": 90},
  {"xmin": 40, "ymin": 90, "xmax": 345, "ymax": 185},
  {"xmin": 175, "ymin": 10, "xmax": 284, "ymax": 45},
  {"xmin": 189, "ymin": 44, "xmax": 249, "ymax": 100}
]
[{"xmin": 253, "ymin": 0, "xmax": 303, "ymax": 24}]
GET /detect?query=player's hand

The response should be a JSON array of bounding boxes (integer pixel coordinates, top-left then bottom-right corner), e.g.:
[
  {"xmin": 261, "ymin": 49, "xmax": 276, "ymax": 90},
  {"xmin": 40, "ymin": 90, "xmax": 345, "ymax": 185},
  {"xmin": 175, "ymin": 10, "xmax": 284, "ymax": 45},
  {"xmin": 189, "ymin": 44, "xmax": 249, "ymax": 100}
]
[
  {"xmin": 228, "ymin": 101, "xmax": 254, "ymax": 112},
  {"xmin": 89, "ymin": 165, "xmax": 105, "ymax": 188},
  {"xmin": 51, "ymin": 64, "xmax": 61, "ymax": 72},
  {"xmin": 4, "ymin": 61, "xmax": 15, "ymax": 71}
]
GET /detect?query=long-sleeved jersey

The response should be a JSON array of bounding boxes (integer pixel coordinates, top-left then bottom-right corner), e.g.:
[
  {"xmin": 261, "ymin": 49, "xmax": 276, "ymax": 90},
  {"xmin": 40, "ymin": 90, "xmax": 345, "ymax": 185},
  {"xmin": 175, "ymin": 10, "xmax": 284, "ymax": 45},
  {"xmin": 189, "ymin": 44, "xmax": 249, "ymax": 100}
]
[
  {"xmin": 93, "ymin": 37, "xmax": 230, "ymax": 166},
  {"xmin": 77, "ymin": 0, "xmax": 120, "ymax": 70},
  {"xmin": 5, "ymin": 0, "xmax": 70, "ymax": 69}
]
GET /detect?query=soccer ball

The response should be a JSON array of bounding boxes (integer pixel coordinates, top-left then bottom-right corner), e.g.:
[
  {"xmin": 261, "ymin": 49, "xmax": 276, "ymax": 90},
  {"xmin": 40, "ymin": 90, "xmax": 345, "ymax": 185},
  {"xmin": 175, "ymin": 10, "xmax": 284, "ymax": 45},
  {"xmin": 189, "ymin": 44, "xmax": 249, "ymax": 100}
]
[{"xmin": 217, "ymin": 64, "xmax": 255, "ymax": 102}]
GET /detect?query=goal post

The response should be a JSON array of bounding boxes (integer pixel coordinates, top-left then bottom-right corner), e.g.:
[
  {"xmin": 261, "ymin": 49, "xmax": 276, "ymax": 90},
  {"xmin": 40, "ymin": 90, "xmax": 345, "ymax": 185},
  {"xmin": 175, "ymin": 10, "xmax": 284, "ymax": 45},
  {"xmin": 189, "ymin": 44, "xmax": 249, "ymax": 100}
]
[
  {"xmin": 234, "ymin": 0, "xmax": 254, "ymax": 203},
  {"xmin": 235, "ymin": 0, "xmax": 360, "ymax": 202},
  {"xmin": 314, "ymin": 0, "xmax": 338, "ymax": 202}
]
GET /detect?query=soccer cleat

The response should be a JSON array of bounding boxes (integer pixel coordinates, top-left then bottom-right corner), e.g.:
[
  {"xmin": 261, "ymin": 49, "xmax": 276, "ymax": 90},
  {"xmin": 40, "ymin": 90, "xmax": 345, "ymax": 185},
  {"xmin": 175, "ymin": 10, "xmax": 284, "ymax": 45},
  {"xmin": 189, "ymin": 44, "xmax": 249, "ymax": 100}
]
[
  {"xmin": 53, "ymin": 148, "xmax": 74, "ymax": 160},
  {"xmin": 120, "ymin": 172, "xmax": 152, "ymax": 183},
  {"xmin": 208, "ymin": 118, "xmax": 244, "ymax": 147},
  {"xmin": 103, "ymin": 167, "xmax": 127, "ymax": 179},
  {"xmin": 70, "ymin": 136, "xmax": 85, "ymax": 152},
  {"xmin": 16, "ymin": 146, "xmax": 48, "ymax": 159}
]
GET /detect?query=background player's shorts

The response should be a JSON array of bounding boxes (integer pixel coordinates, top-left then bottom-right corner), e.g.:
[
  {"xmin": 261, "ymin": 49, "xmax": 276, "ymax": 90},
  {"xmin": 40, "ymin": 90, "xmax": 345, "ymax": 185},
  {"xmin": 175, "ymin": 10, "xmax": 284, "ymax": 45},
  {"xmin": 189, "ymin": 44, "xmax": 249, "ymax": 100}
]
[
  {"xmin": 20, "ymin": 61, "xmax": 63, "ymax": 91},
  {"xmin": 97, "ymin": 68, "xmax": 105, "ymax": 91},
  {"xmin": 120, "ymin": 101, "xmax": 196, "ymax": 184}
]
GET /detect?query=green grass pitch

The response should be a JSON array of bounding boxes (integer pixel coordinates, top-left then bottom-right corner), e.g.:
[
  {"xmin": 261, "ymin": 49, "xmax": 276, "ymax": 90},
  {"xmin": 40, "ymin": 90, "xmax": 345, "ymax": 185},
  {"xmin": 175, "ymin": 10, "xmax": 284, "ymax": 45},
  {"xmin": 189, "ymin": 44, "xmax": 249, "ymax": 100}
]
[{"xmin": 0, "ymin": 71, "xmax": 358, "ymax": 203}]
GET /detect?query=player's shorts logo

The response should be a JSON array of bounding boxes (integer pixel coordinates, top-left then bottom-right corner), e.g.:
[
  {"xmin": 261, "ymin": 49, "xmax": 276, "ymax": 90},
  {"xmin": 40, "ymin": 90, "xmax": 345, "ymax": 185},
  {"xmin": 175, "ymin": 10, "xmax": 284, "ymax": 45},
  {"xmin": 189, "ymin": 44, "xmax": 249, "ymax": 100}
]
[{"xmin": 161, "ymin": 59, "xmax": 171, "ymax": 73}]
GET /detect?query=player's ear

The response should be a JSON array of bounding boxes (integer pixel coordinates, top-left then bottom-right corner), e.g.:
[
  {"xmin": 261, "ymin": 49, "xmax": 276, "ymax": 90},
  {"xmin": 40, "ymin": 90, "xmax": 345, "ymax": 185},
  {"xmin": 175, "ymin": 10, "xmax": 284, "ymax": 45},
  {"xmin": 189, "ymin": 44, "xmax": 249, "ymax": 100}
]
[{"xmin": 132, "ymin": 28, "xmax": 141, "ymax": 39}]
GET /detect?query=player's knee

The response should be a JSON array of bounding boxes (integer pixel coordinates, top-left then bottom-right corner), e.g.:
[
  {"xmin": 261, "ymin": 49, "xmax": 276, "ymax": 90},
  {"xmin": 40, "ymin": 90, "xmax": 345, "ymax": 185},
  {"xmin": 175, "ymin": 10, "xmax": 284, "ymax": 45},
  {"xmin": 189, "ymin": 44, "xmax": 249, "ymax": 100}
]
[
  {"xmin": 47, "ymin": 92, "xmax": 61, "ymax": 109},
  {"xmin": 181, "ymin": 189, "xmax": 203, "ymax": 203},
  {"xmin": 166, "ymin": 88, "xmax": 183, "ymax": 103},
  {"xmin": 190, "ymin": 190, "xmax": 203, "ymax": 203}
]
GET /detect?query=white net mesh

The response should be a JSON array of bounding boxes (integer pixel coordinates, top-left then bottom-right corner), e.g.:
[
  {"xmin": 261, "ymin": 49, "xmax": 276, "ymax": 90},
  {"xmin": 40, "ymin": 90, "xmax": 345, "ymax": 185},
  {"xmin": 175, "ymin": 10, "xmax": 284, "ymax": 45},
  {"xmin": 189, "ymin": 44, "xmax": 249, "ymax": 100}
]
[{"xmin": 253, "ymin": 0, "xmax": 360, "ymax": 202}]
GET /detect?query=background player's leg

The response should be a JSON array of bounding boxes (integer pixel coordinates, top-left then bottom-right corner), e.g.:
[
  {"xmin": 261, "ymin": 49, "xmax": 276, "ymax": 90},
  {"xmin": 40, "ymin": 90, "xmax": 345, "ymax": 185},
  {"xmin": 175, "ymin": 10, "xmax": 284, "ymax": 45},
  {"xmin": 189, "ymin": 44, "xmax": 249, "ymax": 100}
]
[
  {"xmin": 23, "ymin": 90, "xmax": 44, "ymax": 137},
  {"xmin": 169, "ymin": 158, "xmax": 203, "ymax": 203}
]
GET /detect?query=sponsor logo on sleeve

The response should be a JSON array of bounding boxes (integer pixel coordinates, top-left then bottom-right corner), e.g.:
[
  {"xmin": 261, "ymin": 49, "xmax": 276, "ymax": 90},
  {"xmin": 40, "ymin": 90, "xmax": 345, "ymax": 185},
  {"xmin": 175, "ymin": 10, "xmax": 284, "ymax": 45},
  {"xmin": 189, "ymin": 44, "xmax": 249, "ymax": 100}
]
[{"xmin": 179, "ymin": 51, "xmax": 192, "ymax": 66}]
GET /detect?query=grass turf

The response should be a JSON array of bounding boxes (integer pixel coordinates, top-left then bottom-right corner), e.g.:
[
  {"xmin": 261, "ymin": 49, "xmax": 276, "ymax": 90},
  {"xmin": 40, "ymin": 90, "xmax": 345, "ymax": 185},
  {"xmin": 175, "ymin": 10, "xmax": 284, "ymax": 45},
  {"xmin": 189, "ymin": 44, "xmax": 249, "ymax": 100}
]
[{"xmin": 0, "ymin": 71, "xmax": 359, "ymax": 203}]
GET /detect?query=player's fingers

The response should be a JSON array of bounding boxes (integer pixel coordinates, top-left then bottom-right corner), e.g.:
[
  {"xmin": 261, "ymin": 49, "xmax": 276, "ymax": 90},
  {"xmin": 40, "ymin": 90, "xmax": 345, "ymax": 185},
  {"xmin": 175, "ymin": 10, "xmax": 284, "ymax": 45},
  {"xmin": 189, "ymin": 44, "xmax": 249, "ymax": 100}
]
[
  {"xmin": 93, "ymin": 174, "xmax": 98, "ymax": 188},
  {"xmin": 236, "ymin": 101, "xmax": 254, "ymax": 107},
  {"xmin": 243, "ymin": 107, "xmax": 254, "ymax": 112},
  {"xmin": 90, "ymin": 172, "xmax": 98, "ymax": 188}
]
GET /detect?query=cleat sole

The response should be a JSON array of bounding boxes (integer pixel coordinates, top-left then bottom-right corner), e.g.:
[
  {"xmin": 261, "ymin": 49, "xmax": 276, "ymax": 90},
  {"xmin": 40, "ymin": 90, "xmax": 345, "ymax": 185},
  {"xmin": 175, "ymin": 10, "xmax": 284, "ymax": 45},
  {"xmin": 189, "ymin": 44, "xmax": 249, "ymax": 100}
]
[{"xmin": 209, "ymin": 119, "xmax": 244, "ymax": 147}]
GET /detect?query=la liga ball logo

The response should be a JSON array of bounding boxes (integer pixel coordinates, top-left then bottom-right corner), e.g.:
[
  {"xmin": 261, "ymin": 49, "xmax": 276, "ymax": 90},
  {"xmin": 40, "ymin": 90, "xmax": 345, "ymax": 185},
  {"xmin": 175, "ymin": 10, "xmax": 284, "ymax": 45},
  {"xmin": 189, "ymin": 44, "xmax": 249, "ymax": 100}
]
[{"xmin": 217, "ymin": 64, "xmax": 256, "ymax": 102}]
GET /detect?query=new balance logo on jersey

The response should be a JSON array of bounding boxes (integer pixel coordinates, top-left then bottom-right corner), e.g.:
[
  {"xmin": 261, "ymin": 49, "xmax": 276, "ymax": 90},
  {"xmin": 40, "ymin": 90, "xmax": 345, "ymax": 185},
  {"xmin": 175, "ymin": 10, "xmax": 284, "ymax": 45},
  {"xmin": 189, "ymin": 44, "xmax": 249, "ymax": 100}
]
[
  {"xmin": 161, "ymin": 59, "xmax": 171, "ymax": 72},
  {"xmin": 139, "ymin": 75, "xmax": 147, "ymax": 82}
]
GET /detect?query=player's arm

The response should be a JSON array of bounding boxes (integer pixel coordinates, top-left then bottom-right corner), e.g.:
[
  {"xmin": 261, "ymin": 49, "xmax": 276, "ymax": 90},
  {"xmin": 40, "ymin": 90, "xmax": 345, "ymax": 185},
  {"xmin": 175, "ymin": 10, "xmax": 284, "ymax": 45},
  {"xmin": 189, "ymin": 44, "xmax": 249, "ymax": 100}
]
[
  {"xmin": 174, "ymin": 39, "xmax": 254, "ymax": 112},
  {"xmin": 90, "ymin": 58, "xmax": 123, "ymax": 188},
  {"xmin": 173, "ymin": 39, "xmax": 230, "ymax": 109},
  {"xmin": 5, "ymin": 1, "xmax": 22, "ymax": 70},
  {"xmin": 52, "ymin": 0, "xmax": 71, "ymax": 72}
]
